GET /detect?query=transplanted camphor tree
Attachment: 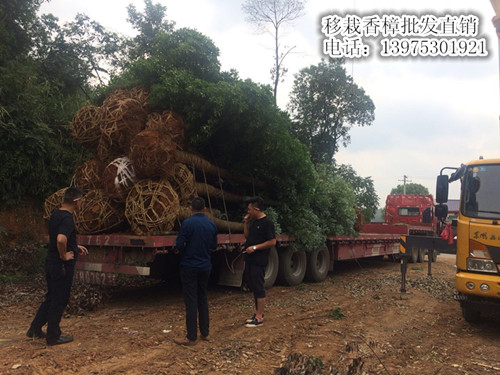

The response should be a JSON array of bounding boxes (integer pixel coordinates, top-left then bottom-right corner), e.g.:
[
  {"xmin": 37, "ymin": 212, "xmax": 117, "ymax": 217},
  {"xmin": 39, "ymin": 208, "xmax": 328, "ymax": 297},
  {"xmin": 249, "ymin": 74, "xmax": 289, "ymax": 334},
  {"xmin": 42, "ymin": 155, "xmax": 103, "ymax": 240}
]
[
  {"xmin": 242, "ymin": 0, "xmax": 306, "ymax": 104},
  {"xmin": 288, "ymin": 59, "xmax": 375, "ymax": 164}
]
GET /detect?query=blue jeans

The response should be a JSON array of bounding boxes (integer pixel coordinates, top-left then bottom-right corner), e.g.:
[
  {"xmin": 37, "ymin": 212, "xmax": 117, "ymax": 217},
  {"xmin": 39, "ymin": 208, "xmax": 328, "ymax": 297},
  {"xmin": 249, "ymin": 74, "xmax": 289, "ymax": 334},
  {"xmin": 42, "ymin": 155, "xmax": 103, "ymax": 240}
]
[{"xmin": 180, "ymin": 266, "xmax": 211, "ymax": 341}]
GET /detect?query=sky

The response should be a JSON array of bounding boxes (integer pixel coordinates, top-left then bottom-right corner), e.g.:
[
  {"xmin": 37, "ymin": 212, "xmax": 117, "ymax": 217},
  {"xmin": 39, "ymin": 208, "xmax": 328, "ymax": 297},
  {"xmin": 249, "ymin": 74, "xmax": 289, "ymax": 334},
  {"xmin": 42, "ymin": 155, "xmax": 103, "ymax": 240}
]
[{"xmin": 39, "ymin": 0, "xmax": 500, "ymax": 205}]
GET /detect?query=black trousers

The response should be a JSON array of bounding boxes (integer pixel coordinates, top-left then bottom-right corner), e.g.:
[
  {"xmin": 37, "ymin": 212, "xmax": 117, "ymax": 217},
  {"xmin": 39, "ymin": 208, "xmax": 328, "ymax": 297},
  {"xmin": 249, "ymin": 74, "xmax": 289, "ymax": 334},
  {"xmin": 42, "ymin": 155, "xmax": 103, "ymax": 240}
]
[
  {"xmin": 30, "ymin": 260, "xmax": 74, "ymax": 343},
  {"xmin": 179, "ymin": 266, "xmax": 210, "ymax": 341}
]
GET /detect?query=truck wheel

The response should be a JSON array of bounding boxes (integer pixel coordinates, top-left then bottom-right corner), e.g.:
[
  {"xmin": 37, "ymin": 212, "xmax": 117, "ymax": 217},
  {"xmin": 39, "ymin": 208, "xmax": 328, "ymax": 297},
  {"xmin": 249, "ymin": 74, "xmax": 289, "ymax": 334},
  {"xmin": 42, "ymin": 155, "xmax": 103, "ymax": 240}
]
[
  {"xmin": 409, "ymin": 248, "xmax": 418, "ymax": 263},
  {"xmin": 277, "ymin": 247, "xmax": 306, "ymax": 286},
  {"xmin": 305, "ymin": 245, "xmax": 330, "ymax": 283},
  {"xmin": 417, "ymin": 248, "xmax": 425, "ymax": 263},
  {"xmin": 264, "ymin": 247, "xmax": 279, "ymax": 289},
  {"xmin": 462, "ymin": 304, "xmax": 481, "ymax": 323},
  {"xmin": 431, "ymin": 250, "xmax": 438, "ymax": 262}
]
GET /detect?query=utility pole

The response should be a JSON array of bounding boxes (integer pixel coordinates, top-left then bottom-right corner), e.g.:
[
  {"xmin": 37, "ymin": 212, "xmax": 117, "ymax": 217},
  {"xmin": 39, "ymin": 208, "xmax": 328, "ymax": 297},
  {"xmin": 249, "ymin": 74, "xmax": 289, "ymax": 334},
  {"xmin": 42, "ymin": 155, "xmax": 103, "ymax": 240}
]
[{"xmin": 399, "ymin": 175, "xmax": 411, "ymax": 194}]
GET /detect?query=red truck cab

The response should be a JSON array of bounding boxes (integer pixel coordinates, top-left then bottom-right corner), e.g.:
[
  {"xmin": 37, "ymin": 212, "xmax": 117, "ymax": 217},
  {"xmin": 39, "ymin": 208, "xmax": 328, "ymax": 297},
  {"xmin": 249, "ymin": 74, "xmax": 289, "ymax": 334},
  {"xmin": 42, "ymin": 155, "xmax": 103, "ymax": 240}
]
[{"xmin": 385, "ymin": 194, "xmax": 435, "ymax": 233}]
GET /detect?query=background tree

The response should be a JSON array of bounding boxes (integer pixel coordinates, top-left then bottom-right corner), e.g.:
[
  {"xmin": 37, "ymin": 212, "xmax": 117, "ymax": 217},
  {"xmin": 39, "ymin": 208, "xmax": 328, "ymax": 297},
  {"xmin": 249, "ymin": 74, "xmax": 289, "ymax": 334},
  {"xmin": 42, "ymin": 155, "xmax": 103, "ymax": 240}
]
[
  {"xmin": 242, "ymin": 0, "xmax": 306, "ymax": 104},
  {"xmin": 335, "ymin": 164, "xmax": 378, "ymax": 223},
  {"xmin": 288, "ymin": 59, "xmax": 375, "ymax": 164},
  {"xmin": 390, "ymin": 183, "xmax": 430, "ymax": 195},
  {"xmin": 127, "ymin": 0, "xmax": 175, "ymax": 60}
]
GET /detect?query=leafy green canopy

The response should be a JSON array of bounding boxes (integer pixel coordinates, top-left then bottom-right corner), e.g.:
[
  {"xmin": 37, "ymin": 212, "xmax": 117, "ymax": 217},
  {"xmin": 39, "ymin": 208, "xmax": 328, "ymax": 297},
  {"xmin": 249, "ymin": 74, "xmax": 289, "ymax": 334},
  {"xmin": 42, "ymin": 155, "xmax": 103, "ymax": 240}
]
[
  {"xmin": 112, "ymin": 27, "xmax": 356, "ymax": 249},
  {"xmin": 288, "ymin": 59, "xmax": 375, "ymax": 164}
]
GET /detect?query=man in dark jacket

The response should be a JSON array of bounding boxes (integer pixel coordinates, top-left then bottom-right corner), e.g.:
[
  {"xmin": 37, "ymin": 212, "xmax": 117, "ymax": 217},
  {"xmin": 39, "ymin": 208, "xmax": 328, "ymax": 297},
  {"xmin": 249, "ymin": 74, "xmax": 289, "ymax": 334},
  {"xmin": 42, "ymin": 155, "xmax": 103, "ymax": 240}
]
[
  {"xmin": 27, "ymin": 187, "xmax": 88, "ymax": 346},
  {"xmin": 174, "ymin": 197, "xmax": 218, "ymax": 346}
]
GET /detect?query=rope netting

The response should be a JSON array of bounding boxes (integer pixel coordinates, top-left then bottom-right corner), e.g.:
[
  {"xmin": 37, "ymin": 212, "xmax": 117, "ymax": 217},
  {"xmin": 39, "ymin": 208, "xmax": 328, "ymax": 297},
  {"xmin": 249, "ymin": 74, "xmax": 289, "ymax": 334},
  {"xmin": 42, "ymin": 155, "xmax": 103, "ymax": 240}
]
[
  {"xmin": 125, "ymin": 179, "xmax": 180, "ymax": 235},
  {"xmin": 102, "ymin": 156, "xmax": 138, "ymax": 201},
  {"xmin": 73, "ymin": 158, "xmax": 104, "ymax": 192},
  {"xmin": 146, "ymin": 110, "xmax": 185, "ymax": 146},
  {"xmin": 74, "ymin": 189, "xmax": 125, "ymax": 234},
  {"xmin": 129, "ymin": 129, "xmax": 177, "ymax": 178},
  {"xmin": 71, "ymin": 105, "xmax": 103, "ymax": 149},
  {"xmin": 43, "ymin": 188, "xmax": 67, "ymax": 220},
  {"xmin": 100, "ymin": 98, "xmax": 147, "ymax": 150}
]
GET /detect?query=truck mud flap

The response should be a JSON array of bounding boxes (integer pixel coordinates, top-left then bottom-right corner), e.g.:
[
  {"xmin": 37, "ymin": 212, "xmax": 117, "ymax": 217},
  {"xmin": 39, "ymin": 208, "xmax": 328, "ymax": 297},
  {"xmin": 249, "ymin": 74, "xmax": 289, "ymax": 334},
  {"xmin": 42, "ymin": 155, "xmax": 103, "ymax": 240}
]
[{"xmin": 218, "ymin": 253, "xmax": 245, "ymax": 287}]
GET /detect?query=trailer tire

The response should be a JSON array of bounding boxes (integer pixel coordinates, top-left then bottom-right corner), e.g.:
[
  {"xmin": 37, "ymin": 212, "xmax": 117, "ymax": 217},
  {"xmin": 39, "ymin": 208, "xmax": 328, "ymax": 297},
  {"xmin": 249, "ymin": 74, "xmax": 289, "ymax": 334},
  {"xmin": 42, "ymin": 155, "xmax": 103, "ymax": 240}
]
[
  {"xmin": 431, "ymin": 250, "xmax": 438, "ymax": 262},
  {"xmin": 409, "ymin": 248, "xmax": 418, "ymax": 263},
  {"xmin": 264, "ymin": 247, "xmax": 279, "ymax": 289},
  {"xmin": 277, "ymin": 247, "xmax": 306, "ymax": 286},
  {"xmin": 417, "ymin": 248, "xmax": 425, "ymax": 263},
  {"xmin": 462, "ymin": 304, "xmax": 481, "ymax": 323},
  {"xmin": 305, "ymin": 245, "xmax": 330, "ymax": 283}
]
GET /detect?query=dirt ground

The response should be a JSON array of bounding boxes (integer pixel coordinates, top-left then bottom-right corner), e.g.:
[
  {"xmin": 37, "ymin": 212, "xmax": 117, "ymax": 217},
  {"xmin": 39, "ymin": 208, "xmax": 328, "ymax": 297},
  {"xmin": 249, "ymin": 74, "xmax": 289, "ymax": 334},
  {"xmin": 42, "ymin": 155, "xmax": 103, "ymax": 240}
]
[{"xmin": 1, "ymin": 254, "xmax": 500, "ymax": 375}]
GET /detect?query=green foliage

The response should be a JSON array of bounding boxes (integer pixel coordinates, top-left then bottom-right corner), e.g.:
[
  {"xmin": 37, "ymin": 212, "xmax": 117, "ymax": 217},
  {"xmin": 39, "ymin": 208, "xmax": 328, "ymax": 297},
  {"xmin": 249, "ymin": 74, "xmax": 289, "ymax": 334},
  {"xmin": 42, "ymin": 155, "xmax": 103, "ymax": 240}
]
[
  {"xmin": 327, "ymin": 307, "xmax": 345, "ymax": 320},
  {"xmin": 312, "ymin": 164, "xmax": 357, "ymax": 236},
  {"xmin": 390, "ymin": 183, "xmax": 429, "ymax": 195},
  {"xmin": 288, "ymin": 59, "xmax": 375, "ymax": 164},
  {"xmin": 335, "ymin": 164, "xmax": 379, "ymax": 223},
  {"xmin": 307, "ymin": 356, "xmax": 324, "ymax": 368},
  {"xmin": 127, "ymin": 0, "xmax": 175, "ymax": 60}
]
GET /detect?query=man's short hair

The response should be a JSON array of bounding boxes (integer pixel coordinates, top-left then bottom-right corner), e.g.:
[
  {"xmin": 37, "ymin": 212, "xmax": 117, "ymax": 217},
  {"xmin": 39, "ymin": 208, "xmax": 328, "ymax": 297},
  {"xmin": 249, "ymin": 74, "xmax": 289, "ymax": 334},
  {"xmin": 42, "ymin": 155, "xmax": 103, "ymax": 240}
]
[
  {"xmin": 191, "ymin": 196, "xmax": 206, "ymax": 211},
  {"xmin": 247, "ymin": 196, "xmax": 264, "ymax": 210},
  {"xmin": 63, "ymin": 187, "xmax": 83, "ymax": 204}
]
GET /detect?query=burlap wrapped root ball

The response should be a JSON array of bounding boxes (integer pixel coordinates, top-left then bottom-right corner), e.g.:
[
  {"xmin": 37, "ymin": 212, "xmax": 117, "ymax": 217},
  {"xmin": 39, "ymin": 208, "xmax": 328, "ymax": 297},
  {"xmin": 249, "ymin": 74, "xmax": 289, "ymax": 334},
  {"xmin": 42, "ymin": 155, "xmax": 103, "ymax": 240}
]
[
  {"xmin": 74, "ymin": 189, "xmax": 125, "ymax": 234},
  {"xmin": 100, "ymin": 98, "xmax": 147, "ymax": 150},
  {"xmin": 129, "ymin": 129, "xmax": 177, "ymax": 178},
  {"xmin": 146, "ymin": 110, "xmax": 185, "ymax": 146},
  {"xmin": 71, "ymin": 105, "xmax": 103, "ymax": 149},
  {"xmin": 170, "ymin": 163, "xmax": 196, "ymax": 206},
  {"xmin": 73, "ymin": 158, "xmax": 104, "ymax": 192},
  {"xmin": 125, "ymin": 179, "xmax": 180, "ymax": 235},
  {"xmin": 102, "ymin": 156, "xmax": 138, "ymax": 201},
  {"xmin": 44, "ymin": 188, "xmax": 67, "ymax": 220}
]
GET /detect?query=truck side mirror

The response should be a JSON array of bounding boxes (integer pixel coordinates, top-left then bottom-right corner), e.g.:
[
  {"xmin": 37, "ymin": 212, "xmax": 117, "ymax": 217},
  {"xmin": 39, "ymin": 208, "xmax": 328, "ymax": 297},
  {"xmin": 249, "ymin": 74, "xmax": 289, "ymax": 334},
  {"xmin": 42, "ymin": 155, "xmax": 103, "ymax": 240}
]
[
  {"xmin": 435, "ymin": 204, "xmax": 448, "ymax": 220},
  {"xmin": 436, "ymin": 175, "xmax": 449, "ymax": 203}
]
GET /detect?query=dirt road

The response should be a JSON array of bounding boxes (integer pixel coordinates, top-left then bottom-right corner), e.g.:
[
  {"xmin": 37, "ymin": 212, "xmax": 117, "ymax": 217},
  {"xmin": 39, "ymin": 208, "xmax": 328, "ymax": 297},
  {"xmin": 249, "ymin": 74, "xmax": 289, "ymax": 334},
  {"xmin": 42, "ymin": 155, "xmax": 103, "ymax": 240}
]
[{"xmin": 1, "ymin": 255, "xmax": 500, "ymax": 374}]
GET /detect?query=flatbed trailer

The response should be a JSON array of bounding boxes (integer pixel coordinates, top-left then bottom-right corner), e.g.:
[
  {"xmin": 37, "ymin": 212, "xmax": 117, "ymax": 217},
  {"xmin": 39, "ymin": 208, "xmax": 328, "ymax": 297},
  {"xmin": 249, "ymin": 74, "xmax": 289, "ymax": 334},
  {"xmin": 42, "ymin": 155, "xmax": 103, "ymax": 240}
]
[{"xmin": 74, "ymin": 221, "xmax": 434, "ymax": 288}]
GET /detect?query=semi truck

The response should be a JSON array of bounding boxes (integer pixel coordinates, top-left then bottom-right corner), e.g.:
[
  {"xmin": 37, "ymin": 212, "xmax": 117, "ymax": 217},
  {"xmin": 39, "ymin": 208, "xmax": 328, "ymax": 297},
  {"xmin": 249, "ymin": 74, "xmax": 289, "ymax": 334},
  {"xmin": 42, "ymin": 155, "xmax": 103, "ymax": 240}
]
[
  {"xmin": 436, "ymin": 158, "xmax": 500, "ymax": 322},
  {"xmin": 74, "ymin": 193, "xmax": 438, "ymax": 288}
]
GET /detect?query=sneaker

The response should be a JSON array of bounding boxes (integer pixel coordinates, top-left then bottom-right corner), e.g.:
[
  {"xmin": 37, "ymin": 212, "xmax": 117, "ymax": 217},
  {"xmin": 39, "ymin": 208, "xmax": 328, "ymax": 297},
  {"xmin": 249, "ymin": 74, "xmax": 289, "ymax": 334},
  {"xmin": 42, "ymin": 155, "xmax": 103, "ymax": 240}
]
[
  {"xmin": 245, "ymin": 317, "xmax": 263, "ymax": 328},
  {"xmin": 200, "ymin": 335, "xmax": 210, "ymax": 341},
  {"xmin": 245, "ymin": 314, "xmax": 264, "ymax": 324},
  {"xmin": 26, "ymin": 328, "xmax": 46, "ymax": 339}
]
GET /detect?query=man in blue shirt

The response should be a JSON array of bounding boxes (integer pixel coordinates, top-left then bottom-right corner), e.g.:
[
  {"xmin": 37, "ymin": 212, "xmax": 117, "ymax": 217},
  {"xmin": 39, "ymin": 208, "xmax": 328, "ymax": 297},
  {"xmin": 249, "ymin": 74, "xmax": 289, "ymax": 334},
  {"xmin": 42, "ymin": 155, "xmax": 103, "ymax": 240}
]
[{"xmin": 174, "ymin": 197, "xmax": 218, "ymax": 346}]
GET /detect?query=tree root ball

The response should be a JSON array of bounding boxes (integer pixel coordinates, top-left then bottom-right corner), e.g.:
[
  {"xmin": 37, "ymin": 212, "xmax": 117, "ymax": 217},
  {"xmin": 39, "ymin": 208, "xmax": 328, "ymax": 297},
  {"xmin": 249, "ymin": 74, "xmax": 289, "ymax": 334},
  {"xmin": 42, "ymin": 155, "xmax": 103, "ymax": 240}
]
[
  {"xmin": 102, "ymin": 157, "xmax": 138, "ymax": 201},
  {"xmin": 170, "ymin": 163, "xmax": 196, "ymax": 206},
  {"xmin": 146, "ymin": 110, "xmax": 185, "ymax": 146},
  {"xmin": 129, "ymin": 129, "xmax": 177, "ymax": 178},
  {"xmin": 73, "ymin": 158, "xmax": 104, "ymax": 192},
  {"xmin": 44, "ymin": 188, "xmax": 67, "ymax": 220},
  {"xmin": 125, "ymin": 179, "xmax": 180, "ymax": 235},
  {"xmin": 74, "ymin": 190, "xmax": 125, "ymax": 234},
  {"xmin": 71, "ymin": 105, "xmax": 103, "ymax": 149},
  {"xmin": 100, "ymin": 98, "xmax": 147, "ymax": 150}
]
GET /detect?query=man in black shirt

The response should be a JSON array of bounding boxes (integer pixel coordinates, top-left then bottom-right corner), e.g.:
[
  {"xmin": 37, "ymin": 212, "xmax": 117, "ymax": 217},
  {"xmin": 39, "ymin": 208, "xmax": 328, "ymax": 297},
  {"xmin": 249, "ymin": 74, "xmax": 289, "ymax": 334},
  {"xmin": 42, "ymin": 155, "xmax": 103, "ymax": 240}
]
[
  {"xmin": 27, "ymin": 187, "xmax": 88, "ymax": 346},
  {"xmin": 242, "ymin": 196, "xmax": 276, "ymax": 327}
]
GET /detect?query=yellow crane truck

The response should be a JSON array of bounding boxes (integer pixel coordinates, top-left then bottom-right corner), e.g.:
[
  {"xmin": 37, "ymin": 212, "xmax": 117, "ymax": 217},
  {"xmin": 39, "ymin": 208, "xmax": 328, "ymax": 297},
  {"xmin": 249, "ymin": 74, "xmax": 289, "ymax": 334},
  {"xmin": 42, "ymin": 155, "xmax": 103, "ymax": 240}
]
[{"xmin": 436, "ymin": 158, "xmax": 500, "ymax": 322}]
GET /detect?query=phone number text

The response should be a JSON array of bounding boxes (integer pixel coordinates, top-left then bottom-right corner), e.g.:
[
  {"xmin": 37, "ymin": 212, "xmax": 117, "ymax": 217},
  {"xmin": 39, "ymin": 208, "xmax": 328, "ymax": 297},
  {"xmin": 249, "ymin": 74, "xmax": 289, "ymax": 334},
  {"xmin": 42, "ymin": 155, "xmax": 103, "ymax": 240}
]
[{"xmin": 380, "ymin": 38, "xmax": 487, "ymax": 57}]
